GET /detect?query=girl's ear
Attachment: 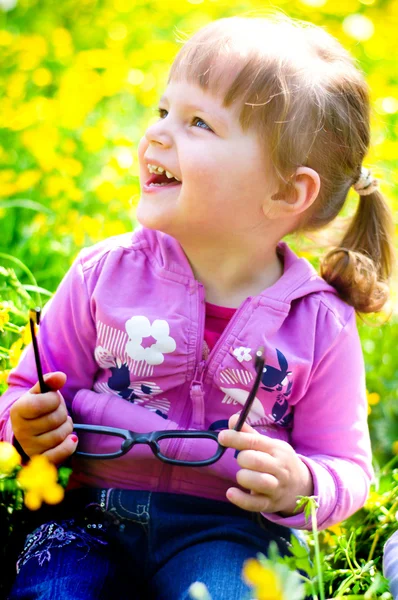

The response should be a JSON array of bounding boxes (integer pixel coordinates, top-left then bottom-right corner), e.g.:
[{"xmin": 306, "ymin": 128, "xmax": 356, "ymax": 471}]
[{"xmin": 264, "ymin": 167, "xmax": 321, "ymax": 220}]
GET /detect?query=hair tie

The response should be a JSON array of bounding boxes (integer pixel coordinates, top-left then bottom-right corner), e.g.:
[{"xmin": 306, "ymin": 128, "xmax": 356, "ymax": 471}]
[{"xmin": 353, "ymin": 167, "xmax": 379, "ymax": 196}]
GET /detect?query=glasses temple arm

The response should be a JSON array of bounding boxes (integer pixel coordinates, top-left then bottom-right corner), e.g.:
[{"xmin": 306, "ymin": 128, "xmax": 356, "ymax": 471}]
[
  {"xmin": 233, "ymin": 349, "xmax": 265, "ymax": 432},
  {"xmin": 29, "ymin": 308, "xmax": 50, "ymax": 393}
]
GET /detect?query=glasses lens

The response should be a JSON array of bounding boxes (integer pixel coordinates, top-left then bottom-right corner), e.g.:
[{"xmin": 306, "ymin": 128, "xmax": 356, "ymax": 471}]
[
  {"xmin": 76, "ymin": 430, "xmax": 125, "ymax": 457},
  {"xmin": 157, "ymin": 434, "xmax": 220, "ymax": 464}
]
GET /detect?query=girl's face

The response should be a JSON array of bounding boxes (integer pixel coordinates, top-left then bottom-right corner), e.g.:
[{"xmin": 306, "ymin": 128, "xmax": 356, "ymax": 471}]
[{"xmin": 137, "ymin": 80, "xmax": 275, "ymax": 244}]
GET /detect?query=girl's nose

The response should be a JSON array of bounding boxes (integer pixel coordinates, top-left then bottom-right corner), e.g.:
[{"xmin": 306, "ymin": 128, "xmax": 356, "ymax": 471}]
[{"xmin": 145, "ymin": 119, "xmax": 172, "ymax": 148}]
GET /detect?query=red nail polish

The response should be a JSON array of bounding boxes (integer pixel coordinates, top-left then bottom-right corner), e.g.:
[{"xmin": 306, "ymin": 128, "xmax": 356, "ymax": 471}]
[{"xmin": 70, "ymin": 434, "xmax": 78, "ymax": 443}]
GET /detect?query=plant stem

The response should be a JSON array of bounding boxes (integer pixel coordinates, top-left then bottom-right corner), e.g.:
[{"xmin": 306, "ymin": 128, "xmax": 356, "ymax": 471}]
[
  {"xmin": 0, "ymin": 253, "xmax": 41, "ymax": 306},
  {"xmin": 343, "ymin": 533, "xmax": 358, "ymax": 572},
  {"xmin": 335, "ymin": 573, "xmax": 359, "ymax": 597},
  {"xmin": 2, "ymin": 323, "xmax": 22, "ymax": 334},
  {"xmin": 311, "ymin": 500, "xmax": 325, "ymax": 600},
  {"xmin": 367, "ymin": 532, "xmax": 379, "ymax": 563}
]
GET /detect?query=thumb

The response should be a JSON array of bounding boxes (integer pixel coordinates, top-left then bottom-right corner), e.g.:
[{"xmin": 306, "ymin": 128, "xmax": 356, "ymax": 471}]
[
  {"xmin": 228, "ymin": 413, "xmax": 258, "ymax": 434},
  {"xmin": 29, "ymin": 371, "xmax": 67, "ymax": 394}
]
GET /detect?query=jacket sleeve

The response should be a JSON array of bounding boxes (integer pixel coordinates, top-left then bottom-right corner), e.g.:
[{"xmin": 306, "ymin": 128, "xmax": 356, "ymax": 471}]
[
  {"xmin": 262, "ymin": 310, "xmax": 373, "ymax": 531},
  {"xmin": 0, "ymin": 252, "xmax": 98, "ymax": 443}
]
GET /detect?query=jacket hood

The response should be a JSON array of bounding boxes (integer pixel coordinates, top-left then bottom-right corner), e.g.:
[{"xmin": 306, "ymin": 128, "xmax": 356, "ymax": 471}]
[{"xmin": 135, "ymin": 226, "xmax": 338, "ymax": 306}]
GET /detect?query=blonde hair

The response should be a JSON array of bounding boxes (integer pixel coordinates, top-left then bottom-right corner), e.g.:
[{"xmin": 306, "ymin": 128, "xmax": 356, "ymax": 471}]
[{"xmin": 169, "ymin": 16, "xmax": 395, "ymax": 313}]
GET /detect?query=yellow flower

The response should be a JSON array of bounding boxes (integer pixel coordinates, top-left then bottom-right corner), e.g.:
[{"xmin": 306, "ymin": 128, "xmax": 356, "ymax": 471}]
[
  {"xmin": 21, "ymin": 322, "xmax": 37, "ymax": 346},
  {"xmin": 0, "ymin": 308, "xmax": 10, "ymax": 330},
  {"xmin": 32, "ymin": 67, "xmax": 52, "ymax": 87},
  {"xmin": 95, "ymin": 180, "xmax": 117, "ymax": 202},
  {"xmin": 58, "ymin": 157, "xmax": 83, "ymax": 177},
  {"xmin": 0, "ymin": 182, "xmax": 18, "ymax": 198},
  {"xmin": 0, "ymin": 30, "xmax": 13, "ymax": 46},
  {"xmin": 61, "ymin": 139, "xmax": 77, "ymax": 155},
  {"xmin": 68, "ymin": 185, "xmax": 83, "ymax": 201},
  {"xmin": 16, "ymin": 170, "xmax": 41, "ymax": 192},
  {"xmin": 0, "ymin": 442, "xmax": 21, "ymax": 475},
  {"xmin": 0, "ymin": 370, "xmax": 10, "ymax": 385},
  {"xmin": 243, "ymin": 559, "xmax": 284, "ymax": 600},
  {"xmin": 44, "ymin": 174, "xmax": 69, "ymax": 197},
  {"xmin": 81, "ymin": 126, "xmax": 106, "ymax": 152},
  {"xmin": 365, "ymin": 490, "xmax": 388, "ymax": 510},
  {"xmin": 328, "ymin": 523, "xmax": 343, "ymax": 536},
  {"xmin": 22, "ymin": 124, "xmax": 60, "ymax": 170},
  {"xmin": 9, "ymin": 338, "xmax": 24, "ymax": 368},
  {"xmin": 367, "ymin": 391, "xmax": 380, "ymax": 406},
  {"xmin": 322, "ymin": 522, "xmax": 343, "ymax": 547},
  {"xmin": 7, "ymin": 73, "xmax": 27, "ymax": 100},
  {"xmin": 17, "ymin": 455, "xmax": 64, "ymax": 511},
  {"xmin": 0, "ymin": 169, "xmax": 15, "ymax": 183},
  {"xmin": 322, "ymin": 531, "xmax": 337, "ymax": 547},
  {"xmin": 52, "ymin": 28, "xmax": 73, "ymax": 59}
]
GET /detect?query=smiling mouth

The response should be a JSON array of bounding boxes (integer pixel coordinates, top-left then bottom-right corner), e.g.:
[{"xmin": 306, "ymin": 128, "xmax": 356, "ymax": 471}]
[{"xmin": 146, "ymin": 172, "xmax": 182, "ymax": 187}]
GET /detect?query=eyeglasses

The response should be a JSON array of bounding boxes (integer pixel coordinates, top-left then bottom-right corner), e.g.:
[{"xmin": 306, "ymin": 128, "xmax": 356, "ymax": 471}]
[{"xmin": 29, "ymin": 308, "xmax": 265, "ymax": 467}]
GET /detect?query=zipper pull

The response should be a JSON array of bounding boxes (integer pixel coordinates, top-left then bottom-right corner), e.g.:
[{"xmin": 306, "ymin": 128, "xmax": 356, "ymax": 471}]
[
  {"xmin": 190, "ymin": 360, "xmax": 206, "ymax": 429},
  {"xmin": 190, "ymin": 360, "xmax": 206, "ymax": 392}
]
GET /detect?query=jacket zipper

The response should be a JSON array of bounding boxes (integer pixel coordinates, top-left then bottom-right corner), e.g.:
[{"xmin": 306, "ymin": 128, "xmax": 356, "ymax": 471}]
[
  {"xmin": 188, "ymin": 292, "xmax": 252, "ymax": 426},
  {"xmin": 162, "ymin": 283, "xmax": 206, "ymax": 466},
  {"xmin": 163, "ymin": 286, "xmax": 251, "ymax": 472}
]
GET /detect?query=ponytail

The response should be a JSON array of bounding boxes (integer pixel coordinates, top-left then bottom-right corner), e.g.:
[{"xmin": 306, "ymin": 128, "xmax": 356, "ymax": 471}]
[{"xmin": 320, "ymin": 188, "xmax": 395, "ymax": 313}]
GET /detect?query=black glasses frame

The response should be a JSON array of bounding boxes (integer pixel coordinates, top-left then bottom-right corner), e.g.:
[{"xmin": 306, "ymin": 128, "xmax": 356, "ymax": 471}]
[{"xmin": 29, "ymin": 307, "xmax": 265, "ymax": 467}]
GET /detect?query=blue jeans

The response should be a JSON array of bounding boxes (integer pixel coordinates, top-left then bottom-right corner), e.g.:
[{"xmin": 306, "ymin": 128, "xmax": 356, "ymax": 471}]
[{"xmin": 9, "ymin": 489, "xmax": 294, "ymax": 600}]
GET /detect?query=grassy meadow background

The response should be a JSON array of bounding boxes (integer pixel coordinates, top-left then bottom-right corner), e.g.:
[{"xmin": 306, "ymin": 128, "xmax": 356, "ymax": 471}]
[{"xmin": 0, "ymin": 0, "xmax": 397, "ymax": 597}]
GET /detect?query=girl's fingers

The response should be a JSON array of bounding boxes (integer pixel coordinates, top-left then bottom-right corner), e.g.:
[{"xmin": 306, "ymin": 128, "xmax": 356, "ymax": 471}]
[
  {"xmin": 236, "ymin": 468, "xmax": 278, "ymax": 496},
  {"xmin": 29, "ymin": 371, "xmax": 67, "ymax": 394},
  {"xmin": 236, "ymin": 449, "xmax": 278, "ymax": 474},
  {"xmin": 226, "ymin": 487, "xmax": 271, "ymax": 513},
  {"xmin": 12, "ymin": 391, "xmax": 62, "ymax": 421},
  {"xmin": 25, "ymin": 405, "xmax": 70, "ymax": 436},
  {"xmin": 218, "ymin": 429, "xmax": 277, "ymax": 454},
  {"xmin": 42, "ymin": 434, "xmax": 79, "ymax": 465},
  {"xmin": 228, "ymin": 414, "xmax": 258, "ymax": 434},
  {"xmin": 35, "ymin": 418, "xmax": 74, "ymax": 450}
]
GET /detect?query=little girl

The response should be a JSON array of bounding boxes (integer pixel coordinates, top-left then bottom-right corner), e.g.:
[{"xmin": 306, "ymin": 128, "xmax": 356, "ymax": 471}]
[{"xmin": 1, "ymin": 14, "xmax": 394, "ymax": 600}]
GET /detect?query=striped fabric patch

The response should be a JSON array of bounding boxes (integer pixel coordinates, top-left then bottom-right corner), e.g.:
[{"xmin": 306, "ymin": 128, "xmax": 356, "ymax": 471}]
[
  {"xmin": 96, "ymin": 321, "xmax": 154, "ymax": 377},
  {"xmin": 249, "ymin": 414, "xmax": 275, "ymax": 427},
  {"xmin": 219, "ymin": 368, "xmax": 253, "ymax": 386}
]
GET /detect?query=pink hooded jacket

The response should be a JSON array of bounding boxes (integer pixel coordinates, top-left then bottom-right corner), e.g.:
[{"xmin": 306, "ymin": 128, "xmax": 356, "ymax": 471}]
[{"xmin": 0, "ymin": 227, "xmax": 373, "ymax": 530}]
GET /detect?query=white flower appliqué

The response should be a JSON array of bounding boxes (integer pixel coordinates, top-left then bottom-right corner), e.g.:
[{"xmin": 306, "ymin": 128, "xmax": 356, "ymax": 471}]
[
  {"xmin": 233, "ymin": 347, "xmax": 252, "ymax": 363},
  {"xmin": 125, "ymin": 316, "xmax": 176, "ymax": 366}
]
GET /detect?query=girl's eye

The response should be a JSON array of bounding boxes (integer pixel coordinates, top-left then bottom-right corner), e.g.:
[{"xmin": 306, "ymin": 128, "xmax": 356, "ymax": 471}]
[
  {"xmin": 156, "ymin": 109, "xmax": 212, "ymax": 132},
  {"xmin": 192, "ymin": 117, "xmax": 212, "ymax": 131}
]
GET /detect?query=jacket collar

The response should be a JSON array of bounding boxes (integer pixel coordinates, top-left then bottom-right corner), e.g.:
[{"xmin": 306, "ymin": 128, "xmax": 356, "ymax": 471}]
[{"xmin": 136, "ymin": 226, "xmax": 337, "ymax": 305}]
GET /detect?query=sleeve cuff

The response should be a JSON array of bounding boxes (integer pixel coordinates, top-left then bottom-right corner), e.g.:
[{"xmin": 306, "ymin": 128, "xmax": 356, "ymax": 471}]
[
  {"xmin": 261, "ymin": 455, "xmax": 338, "ymax": 531},
  {"xmin": 4, "ymin": 416, "xmax": 15, "ymax": 444}
]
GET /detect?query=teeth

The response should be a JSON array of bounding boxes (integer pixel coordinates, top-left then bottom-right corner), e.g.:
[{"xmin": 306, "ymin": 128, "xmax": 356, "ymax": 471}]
[
  {"xmin": 147, "ymin": 163, "xmax": 181, "ymax": 182},
  {"xmin": 147, "ymin": 164, "xmax": 165, "ymax": 174}
]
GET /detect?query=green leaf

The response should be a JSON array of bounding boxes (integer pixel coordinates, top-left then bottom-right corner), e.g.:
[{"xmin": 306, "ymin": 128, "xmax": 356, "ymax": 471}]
[
  {"xmin": 58, "ymin": 467, "xmax": 72, "ymax": 488},
  {"xmin": 0, "ymin": 199, "xmax": 54, "ymax": 214}
]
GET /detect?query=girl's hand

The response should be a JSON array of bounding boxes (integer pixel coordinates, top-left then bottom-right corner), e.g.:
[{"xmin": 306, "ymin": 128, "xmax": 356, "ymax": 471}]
[
  {"xmin": 218, "ymin": 414, "xmax": 313, "ymax": 515},
  {"xmin": 9, "ymin": 372, "xmax": 78, "ymax": 464}
]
